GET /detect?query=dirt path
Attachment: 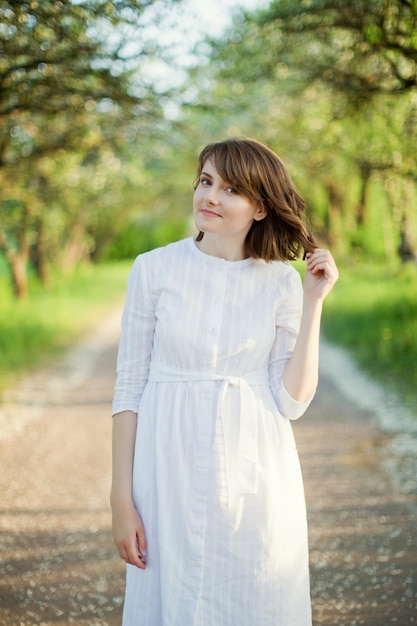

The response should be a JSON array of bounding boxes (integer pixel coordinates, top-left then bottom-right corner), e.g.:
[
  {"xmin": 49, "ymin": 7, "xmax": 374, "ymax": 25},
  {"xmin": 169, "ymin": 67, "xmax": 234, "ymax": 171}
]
[{"xmin": 0, "ymin": 311, "xmax": 416, "ymax": 625}]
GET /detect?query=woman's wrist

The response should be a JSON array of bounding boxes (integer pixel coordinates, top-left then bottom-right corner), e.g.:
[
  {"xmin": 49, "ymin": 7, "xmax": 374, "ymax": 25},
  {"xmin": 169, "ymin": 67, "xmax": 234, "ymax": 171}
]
[
  {"xmin": 110, "ymin": 489, "xmax": 134, "ymax": 509},
  {"xmin": 302, "ymin": 292, "xmax": 325, "ymax": 309}
]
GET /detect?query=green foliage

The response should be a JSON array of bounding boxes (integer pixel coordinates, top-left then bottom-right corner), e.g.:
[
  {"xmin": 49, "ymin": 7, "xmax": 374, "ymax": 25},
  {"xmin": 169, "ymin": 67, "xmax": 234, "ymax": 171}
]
[
  {"xmin": 262, "ymin": 0, "xmax": 417, "ymax": 96},
  {"xmin": 0, "ymin": 0, "xmax": 160, "ymax": 166},
  {"xmin": 0, "ymin": 252, "xmax": 8, "ymax": 275},
  {"xmin": 106, "ymin": 214, "xmax": 190, "ymax": 259},
  {"xmin": 322, "ymin": 261, "xmax": 417, "ymax": 408},
  {"xmin": 0, "ymin": 0, "xmax": 179, "ymax": 297},
  {"xmin": 104, "ymin": 125, "xmax": 200, "ymax": 259},
  {"xmin": 0, "ymin": 261, "xmax": 131, "ymax": 393}
]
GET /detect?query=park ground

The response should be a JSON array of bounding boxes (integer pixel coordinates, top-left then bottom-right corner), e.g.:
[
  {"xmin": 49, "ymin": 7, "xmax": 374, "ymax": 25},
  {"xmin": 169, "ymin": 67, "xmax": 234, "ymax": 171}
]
[{"xmin": 0, "ymin": 309, "xmax": 416, "ymax": 625}]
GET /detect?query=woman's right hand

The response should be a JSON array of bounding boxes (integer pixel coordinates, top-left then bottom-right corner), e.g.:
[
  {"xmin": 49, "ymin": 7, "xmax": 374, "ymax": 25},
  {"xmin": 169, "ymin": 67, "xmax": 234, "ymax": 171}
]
[{"xmin": 111, "ymin": 498, "xmax": 147, "ymax": 569}]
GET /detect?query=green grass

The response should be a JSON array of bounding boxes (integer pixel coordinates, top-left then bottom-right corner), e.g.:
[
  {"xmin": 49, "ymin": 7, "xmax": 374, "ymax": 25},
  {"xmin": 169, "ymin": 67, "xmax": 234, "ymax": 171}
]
[
  {"xmin": 0, "ymin": 262, "xmax": 131, "ymax": 394},
  {"xmin": 321, "ymin": 260, "xmax": 417, "ymax": 411}
]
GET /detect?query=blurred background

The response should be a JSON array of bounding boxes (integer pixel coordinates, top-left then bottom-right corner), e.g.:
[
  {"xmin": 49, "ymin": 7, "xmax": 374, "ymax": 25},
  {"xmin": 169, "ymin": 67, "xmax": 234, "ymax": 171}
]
[{"xmin": 0, "ymin": 0, "xmax": 416, "ymax": 411}]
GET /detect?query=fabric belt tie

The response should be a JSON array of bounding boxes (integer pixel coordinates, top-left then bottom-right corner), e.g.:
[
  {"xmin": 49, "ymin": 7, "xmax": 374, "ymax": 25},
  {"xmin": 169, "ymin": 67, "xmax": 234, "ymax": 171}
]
[{"xmin": 148, "ymin": 363, "xmax": 270, "ymax": 509}]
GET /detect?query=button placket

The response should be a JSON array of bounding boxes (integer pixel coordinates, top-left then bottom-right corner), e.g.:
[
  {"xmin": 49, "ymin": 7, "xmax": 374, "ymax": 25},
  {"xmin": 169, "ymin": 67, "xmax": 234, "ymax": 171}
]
[
  {"xmin": 206, "ymin": 267, "xmax": 227, "ymax": 338},
  {"xmin": 187, "ymin": 267, "xmax": 228, "ymax": 615}
]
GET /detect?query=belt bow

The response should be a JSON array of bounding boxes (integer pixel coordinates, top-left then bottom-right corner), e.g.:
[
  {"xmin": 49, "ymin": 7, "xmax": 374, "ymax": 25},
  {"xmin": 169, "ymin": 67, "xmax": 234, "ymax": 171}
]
[{"xmin": 148, "ymin": 363, "xmax": 270, "ymax": 509}]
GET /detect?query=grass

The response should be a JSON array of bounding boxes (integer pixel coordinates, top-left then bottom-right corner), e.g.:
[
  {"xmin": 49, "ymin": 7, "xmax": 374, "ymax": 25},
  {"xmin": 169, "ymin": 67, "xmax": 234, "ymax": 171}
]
[
  {"xmin": 0, "ymin": 261, "xmax": 131, "ymax": 394},
  {"xmin": 320, "ymin": 260, "xmax": 417, "ymax": 411}
]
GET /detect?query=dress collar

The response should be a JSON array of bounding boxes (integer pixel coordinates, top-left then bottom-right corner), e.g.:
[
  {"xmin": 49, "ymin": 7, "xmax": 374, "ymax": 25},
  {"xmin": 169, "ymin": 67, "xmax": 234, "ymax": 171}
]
[{"xmin": 188, "ymin": 237, "xmax": 254, "ymax": 268}]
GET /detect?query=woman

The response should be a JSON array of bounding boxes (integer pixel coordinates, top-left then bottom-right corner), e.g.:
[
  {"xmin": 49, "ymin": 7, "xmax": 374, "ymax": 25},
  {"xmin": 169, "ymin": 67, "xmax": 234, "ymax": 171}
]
[{"xmin": 111, "ymin": 137, "xmax": 338, "ymax": 626}]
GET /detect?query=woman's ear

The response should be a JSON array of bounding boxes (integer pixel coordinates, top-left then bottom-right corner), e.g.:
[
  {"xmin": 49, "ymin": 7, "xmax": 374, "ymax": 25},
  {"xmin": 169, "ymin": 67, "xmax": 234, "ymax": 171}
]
[{"xmin": 254, "ymin": 205, "xmax": 267, "ymax": 221}]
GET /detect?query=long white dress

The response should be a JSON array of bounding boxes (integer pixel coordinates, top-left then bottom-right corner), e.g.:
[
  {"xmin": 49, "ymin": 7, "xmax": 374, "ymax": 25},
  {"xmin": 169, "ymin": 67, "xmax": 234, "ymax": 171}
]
[{"xmin": 112, "ymin": 237, "xmax": 314, "ymax": 626}]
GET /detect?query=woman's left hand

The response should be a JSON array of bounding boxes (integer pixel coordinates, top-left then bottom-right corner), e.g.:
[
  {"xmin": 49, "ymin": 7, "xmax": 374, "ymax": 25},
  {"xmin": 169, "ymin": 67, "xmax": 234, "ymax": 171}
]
[{"xmin": 304, "ymin": 249, "xmax": 339, "ymax": 302}]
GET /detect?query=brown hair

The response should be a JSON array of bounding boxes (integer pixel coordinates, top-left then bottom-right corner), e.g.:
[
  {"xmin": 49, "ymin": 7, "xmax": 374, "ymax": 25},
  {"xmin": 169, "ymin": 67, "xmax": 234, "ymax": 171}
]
[{"xmin": 194, "ymin": 138, "xmax": 319, "ymax": 262}]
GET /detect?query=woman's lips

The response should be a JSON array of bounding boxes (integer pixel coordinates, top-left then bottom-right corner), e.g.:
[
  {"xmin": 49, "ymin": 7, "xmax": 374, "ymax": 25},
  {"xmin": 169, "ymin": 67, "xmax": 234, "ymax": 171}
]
[{"xmin": 200, "ymin": 209, "xmax": 221, "ymax": 217}]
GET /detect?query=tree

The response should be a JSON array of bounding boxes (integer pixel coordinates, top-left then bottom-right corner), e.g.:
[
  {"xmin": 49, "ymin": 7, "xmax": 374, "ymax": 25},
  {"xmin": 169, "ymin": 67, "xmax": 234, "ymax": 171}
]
[
  {"xmin": 259, "ymin": 0, "xmax": 417, "ymax": 97},
  {"xmin": 0, "ymin": 0, "xmax": 178, "ymax": 297}
]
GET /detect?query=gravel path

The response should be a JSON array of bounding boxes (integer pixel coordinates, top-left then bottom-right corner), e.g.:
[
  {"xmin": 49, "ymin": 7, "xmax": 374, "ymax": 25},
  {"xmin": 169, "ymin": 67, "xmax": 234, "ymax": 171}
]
[{"xmin": 0, "ymin": 311, "xmax": 416, "ymax": 625}]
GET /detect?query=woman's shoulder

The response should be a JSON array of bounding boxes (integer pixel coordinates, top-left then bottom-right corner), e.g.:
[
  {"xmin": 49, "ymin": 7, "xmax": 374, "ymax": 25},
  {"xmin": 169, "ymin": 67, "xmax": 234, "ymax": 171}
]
[
  {"xmin": 126, "ymin": 239, "xmax": 191, "ymax": 293},
  {"xmin": 132, "ymin": 237, "xmax": 191, "ymax": 268},
  {"xmin": 253, "ymin": 258, "xmax": 303, "ymax": 296},
  {"xmin": 256, "ymin": 257, "xmax": 301, "ymax": 279}
]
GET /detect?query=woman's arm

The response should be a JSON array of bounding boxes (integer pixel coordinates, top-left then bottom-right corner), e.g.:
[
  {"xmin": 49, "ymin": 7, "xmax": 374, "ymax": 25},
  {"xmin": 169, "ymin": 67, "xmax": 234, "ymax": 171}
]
[
  {"xmin": 111, "ymin": 410, "xmax": 147, "ymax": 569},
  {"xmin": 283, "ymin": 249, "xmax": 339, "ymax": 402},
  {"xmin": 110, "ymin": 255, "xmax": 156, "ymax": 569}
]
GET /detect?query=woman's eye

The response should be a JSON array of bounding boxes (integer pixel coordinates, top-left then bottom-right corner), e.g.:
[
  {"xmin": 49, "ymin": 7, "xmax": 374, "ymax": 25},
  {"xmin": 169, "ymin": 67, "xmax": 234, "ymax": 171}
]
[
  {"xmin": 226, "ymin": 186, "xmax": 237, "ymax": 194},
  {"xmin": 200, "ymin": 178, "xmax": 211, "ymax": 186}
]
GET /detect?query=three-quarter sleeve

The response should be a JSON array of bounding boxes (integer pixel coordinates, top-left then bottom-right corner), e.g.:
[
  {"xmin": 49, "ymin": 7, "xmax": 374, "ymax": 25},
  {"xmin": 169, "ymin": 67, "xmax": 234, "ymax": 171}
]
[
  {"xmin": 112, "ymin": 255, "xmax": 156, "ymax": 416},
  {"xmin": 268, "ymin": 267, "xmax": 315, "ymax": 420}
]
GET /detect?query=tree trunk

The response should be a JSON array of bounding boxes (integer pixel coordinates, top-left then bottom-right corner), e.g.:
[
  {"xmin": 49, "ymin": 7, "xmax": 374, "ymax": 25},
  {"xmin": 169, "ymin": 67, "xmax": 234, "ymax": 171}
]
[
  {"xmin": 356, "ymin": 164, "xmax": 372, "ymax": 227},
  {"xmin": 60, "ymin": 222, "xmax": 90, "ymax": 273},
  {"xmin": 10, "ymin": 253, "xmax": 29, "ymax": 299},
  {"xmin": 0, "ymin": 230, "xmax": 29, "ymax": 299},
  {"xmin": 0, "ymin": 203, "xmax": 30, "ymax": 299},
  {"xmin": 323, "ymin": 178, "xmax": 344, "ymax": 254},
  {"xmin": 398, "ymin": 179, "xmax": 417, "ymax": 263},
  {"xmin": 32, "ymin": 216, "xmax": 50, "ymax": 285},
  {"xmin": 398, "ymin": 227, "xmax": 416, "ymax": 262}
]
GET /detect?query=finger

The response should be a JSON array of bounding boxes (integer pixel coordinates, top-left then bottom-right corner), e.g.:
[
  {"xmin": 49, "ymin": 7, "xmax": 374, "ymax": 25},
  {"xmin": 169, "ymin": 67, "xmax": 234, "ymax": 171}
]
[
  {"xmin": 137, "ymin": 528, "xmax": 147, "ymax": 560},
  {"xmin": 118, "ymin": 548, "xmax": 128, "ymax": 562},
  {"xmin": 307, "ymin": 259, "xmax": 331, "ymax": 275},
  {"xmin": 307, "ymin": 252, "xmax": 337, "ymax": 276},
  {"xmin": 306, "ymin": 249, "xmax": 332, "ymax": 264},
  {"xmin": 116, "ymin": 538, "xmax": 147, "ymax": 569},
  {"xmin": 126, "ymin": 548, "xmax": 147, "ymax": 569},
  {"xmin": 122, "ymin": 543, "xmax": 147, "ymax": 569},
  {"xmin": 306, "ymin": 251, "xmax": 326, "ymax": 268},
  {"xmin": 119, "ymin": 550, "xmax": 145, "ymax": 569}
]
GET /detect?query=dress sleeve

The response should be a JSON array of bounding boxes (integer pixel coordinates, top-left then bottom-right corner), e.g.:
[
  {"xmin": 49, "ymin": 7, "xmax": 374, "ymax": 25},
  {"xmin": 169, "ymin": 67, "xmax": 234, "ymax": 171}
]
[
  {"xmin": 268, "ymin": 267, "xmax": 315, "ymax": 420},
  {"xmin": 112, "ymin": 255, "xmax": 156, "ymax": 416}
]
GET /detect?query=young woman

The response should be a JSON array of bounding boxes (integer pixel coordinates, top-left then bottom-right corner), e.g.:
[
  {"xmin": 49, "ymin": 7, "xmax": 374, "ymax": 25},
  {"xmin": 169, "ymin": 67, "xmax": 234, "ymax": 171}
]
[{"xmin": 111, "ymin": 137, "xmax": 338, "ymax": 625}]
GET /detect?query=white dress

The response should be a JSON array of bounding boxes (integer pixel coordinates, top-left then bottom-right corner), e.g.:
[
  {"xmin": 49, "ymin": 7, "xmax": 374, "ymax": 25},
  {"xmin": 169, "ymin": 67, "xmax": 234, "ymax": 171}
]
[{"xmin": 112, "ymin": 237, "xmax": 314, "ymax": 626}]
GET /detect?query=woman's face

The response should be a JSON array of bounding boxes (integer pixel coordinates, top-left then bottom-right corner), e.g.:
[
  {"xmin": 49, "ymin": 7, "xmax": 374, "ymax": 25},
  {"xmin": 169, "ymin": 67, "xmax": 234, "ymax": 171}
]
[{"xmin": 193, "ymin": 160, "xmax": 266, "ymax": 242}]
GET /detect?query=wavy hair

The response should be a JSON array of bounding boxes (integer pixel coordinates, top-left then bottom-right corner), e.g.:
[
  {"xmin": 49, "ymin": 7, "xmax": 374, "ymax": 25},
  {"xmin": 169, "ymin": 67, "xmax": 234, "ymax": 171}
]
[{"xmin": 194, "ymin": 138, "xmax": 319, "ymax": 262}]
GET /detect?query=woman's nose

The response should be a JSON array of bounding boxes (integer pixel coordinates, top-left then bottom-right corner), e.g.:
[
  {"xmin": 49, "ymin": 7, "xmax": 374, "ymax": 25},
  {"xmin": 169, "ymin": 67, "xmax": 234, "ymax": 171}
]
[{"xmin": 207, "ymin": 186, "xmax": 219, "ymax": 204}]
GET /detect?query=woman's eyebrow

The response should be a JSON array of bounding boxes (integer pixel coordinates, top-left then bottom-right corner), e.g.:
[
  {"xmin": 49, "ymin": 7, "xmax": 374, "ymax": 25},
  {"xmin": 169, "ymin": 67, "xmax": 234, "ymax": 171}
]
[{"xmin": 201, "ymin": 171, "xmax": 213, "ymax": 178}]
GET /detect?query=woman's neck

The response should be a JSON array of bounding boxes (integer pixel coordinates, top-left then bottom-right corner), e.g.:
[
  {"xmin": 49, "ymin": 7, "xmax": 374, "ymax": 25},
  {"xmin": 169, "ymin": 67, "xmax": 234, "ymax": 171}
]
[{"xmin": 195, "ymin": 234, "xmax": 247, "ymax": 262}]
